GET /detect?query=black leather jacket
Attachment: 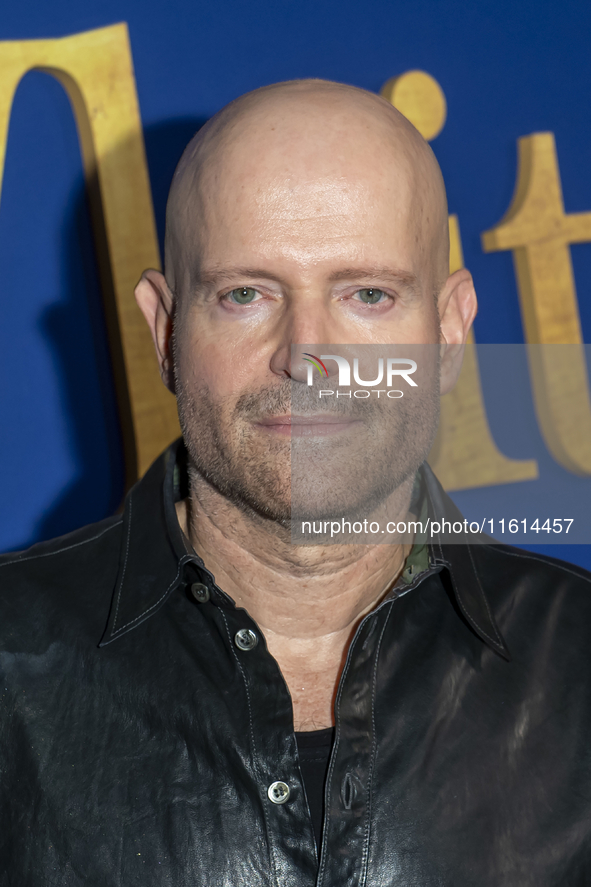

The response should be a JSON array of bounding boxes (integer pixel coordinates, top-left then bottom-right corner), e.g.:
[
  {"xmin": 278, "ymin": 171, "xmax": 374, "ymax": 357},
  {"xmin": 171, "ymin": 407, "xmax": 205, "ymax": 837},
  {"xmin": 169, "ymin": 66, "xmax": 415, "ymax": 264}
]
[{"xmin": 1, "ymin": 440, "xmax": 590, "ymax": 886}]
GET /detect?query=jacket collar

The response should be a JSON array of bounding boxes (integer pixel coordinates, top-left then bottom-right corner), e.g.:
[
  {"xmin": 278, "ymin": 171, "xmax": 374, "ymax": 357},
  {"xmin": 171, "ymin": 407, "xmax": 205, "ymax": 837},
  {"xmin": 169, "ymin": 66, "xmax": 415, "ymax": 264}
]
[
  {"xmin": 100, "ymin": 440, "xmax": 510, "ymax": 660},
  {"xmin": 99, "ymin": 439, "xmax": 208, "ymax": 646},
  {"xmin": 422, "ymin": 462, "xmax": 511, "ymax": 661}
]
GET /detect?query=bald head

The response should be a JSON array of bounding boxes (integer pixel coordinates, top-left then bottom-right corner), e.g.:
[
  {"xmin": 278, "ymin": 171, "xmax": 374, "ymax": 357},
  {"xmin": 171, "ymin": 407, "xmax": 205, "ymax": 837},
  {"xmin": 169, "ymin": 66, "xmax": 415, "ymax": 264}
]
[
  {"xmin": 164, "ymin": 79, "xmax": 449, "ymax": 297},
  {"xmin": 135, "ymin": 78, "xmax": 476, "ymax": 537}
]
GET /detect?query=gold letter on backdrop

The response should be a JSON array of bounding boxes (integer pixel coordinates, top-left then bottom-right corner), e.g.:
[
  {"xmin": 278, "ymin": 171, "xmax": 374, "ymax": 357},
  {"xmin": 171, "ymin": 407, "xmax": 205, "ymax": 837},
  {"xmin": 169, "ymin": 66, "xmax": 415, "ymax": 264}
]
[
  {"xmin": 0, "ymin": 23, "xmax": 180, "ymax": 484},
  {"xmin": 482, "ymin": 133, "xmax": 591, "ymax": 475},
  {"xmin": 381, "ymin": 71, "xmax": 538, "ymax": 490}
]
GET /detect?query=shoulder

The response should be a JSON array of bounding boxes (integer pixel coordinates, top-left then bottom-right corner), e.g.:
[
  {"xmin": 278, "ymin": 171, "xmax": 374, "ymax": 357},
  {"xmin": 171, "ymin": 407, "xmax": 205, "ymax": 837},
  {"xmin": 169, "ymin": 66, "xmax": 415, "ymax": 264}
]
[
  {"xmin": 0, "ymin": 515, "xmax": 124, "ymax": 644},
  {"xmin": 472, "ymin": 542, "xmax": 591, "ymax": 656},
  {"xmin": 0, "ymin": 514, "xmax": 123, "ymax": 578},
  {"xmin": 474, "ymin": 541, "xmax": 591, "ymax": 591}
]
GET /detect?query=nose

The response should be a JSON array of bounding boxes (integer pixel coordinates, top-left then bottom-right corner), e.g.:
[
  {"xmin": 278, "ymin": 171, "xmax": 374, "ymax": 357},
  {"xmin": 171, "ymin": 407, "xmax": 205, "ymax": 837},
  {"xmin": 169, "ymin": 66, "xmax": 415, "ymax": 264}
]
[{"xmin": 269, "ymin": 297, "xmax": 341, "ymax": 383}]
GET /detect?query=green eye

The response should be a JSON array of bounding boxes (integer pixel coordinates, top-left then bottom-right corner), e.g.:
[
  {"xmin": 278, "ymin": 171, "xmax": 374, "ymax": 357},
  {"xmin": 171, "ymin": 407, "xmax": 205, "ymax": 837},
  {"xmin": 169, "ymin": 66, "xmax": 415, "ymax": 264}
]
[
  {"xmin": 357, "ymin": 288, "xmax": 386, "ymax": 304},
  {"xmin": 228, "ymin": 287, "xmax": 258, "ymax": 304}
]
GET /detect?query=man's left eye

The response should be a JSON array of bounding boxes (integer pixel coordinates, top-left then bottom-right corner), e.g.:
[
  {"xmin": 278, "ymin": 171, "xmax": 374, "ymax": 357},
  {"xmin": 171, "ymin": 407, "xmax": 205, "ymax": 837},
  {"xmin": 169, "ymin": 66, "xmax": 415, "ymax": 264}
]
[
  {"xmin": 354, "ymin": 288, "xmax": 387, "ymax": 304},
  {"xmin": 227, "ymin": 287, "xmax": 259, "ymax": 304}
]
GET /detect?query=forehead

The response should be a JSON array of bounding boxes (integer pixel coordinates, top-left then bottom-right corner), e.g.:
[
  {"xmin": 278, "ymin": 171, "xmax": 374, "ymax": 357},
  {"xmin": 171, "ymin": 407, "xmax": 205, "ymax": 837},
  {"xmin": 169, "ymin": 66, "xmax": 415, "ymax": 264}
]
[
  {"xmin": 194, "ymin": 120, "xmax": 423, "ymax": 265},
  {"xmin": 167, "ymin": 90, "xmax": 446, "ymax": 292},
  {"xmin": 201, "ymin": 97, "xmax": 418, "ymax": 198}
]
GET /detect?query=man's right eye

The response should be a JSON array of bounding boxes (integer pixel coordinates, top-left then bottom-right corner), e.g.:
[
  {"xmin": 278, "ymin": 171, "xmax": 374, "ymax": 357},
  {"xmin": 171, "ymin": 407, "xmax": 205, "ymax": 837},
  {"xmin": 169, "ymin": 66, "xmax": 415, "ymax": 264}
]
[{"xmin": 226, "ymin": 287, "xmax": 258, "ymax": 304}]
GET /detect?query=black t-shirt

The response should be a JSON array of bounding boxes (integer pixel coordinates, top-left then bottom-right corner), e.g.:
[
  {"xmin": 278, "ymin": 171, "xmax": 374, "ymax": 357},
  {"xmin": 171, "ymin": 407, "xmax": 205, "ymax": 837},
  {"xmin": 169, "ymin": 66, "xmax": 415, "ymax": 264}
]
[{"xmin": 295, "ymin": 727, "xmax": 335, "ymax": 851}]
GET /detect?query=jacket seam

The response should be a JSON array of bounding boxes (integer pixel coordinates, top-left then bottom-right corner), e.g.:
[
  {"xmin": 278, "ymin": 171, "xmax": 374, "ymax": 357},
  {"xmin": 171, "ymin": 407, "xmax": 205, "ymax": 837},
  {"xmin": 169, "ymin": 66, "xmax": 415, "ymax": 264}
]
[
  {"xmin": 219, "ymin": 608, "xmax": 280, "ymax": 886},
  {"xmin": 360, "ymin": 604, "xmax": 392, "ymax": 887},
  {"xmin": 318, "ymin": 607, "xmax": 388, "ymax": 886},
  {"xmin": 486, "ymin": 545, "xmax": 591, "ymax": 585},
  {"xmin": 466, "ymin": 544, "xmax": 503, "ymax": 645},
  {"xmin": 111, "ymin": 497, "xmax": 133, "ymax": 633},
  {"xmin": 0, "ymin": 521, "xmax": 121, "ymax": 569},
  {"xmin": 445, "ymin": 559, "xmax": 502, "ymax": 651},
  {"xmin": 317, "ymin": 637, "xmax": 348, "ymax": 883}
]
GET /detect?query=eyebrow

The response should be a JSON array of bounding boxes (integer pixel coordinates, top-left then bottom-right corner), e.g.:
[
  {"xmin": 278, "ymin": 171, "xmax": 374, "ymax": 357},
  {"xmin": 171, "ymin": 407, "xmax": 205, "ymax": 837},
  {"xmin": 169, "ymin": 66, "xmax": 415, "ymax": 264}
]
[
  {"xmin": 194, "ymin": 267, "xmax": 279, "ymax": 288},
  {"xmin": 194, "ymin": 265, "xmax": 419, "ymax": 292},
  {"xmin": 326, "ymin": 268, "xmax": 419, "ymax": 290}
]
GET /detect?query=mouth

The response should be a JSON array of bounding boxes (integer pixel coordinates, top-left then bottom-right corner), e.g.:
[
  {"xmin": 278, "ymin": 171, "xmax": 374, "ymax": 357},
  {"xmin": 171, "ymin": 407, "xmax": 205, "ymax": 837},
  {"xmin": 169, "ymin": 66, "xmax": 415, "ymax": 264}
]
[{"xmin": 255, "ymin": 414, "xmax": 362, "ymax": 437}]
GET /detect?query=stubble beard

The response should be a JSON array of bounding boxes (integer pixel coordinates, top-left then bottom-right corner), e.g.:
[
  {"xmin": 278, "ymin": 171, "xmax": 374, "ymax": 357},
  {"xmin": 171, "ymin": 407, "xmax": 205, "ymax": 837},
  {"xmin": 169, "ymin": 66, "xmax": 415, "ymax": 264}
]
[
  {"xmin": 174, "ymin": 357, "xmax": 441, "ymax": 531},
  {"xmin": 176, "ymin": 371, "xmax": 294, "ymax": 527}
]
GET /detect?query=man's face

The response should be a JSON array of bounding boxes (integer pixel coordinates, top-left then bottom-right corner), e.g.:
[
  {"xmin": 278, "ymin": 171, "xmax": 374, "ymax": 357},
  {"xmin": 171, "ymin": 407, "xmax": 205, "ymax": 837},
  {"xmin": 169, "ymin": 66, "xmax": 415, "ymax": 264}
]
[{"xmin": 162, "ymin": 100, "xmax": 458, "ymax": 527}]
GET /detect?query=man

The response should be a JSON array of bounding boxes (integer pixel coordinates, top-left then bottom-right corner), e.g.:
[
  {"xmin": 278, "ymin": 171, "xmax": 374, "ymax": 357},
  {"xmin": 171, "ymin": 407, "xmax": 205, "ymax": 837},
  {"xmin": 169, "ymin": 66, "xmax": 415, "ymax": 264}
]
[{"xmin": 1, "ymin": 79, "xmax": 590, "ymax": 885}]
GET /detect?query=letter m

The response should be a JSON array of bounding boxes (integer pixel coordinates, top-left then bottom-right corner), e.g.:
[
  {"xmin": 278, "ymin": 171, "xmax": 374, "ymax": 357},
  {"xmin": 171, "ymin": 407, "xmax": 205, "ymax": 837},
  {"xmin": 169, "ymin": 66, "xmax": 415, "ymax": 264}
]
[{"xmin": 0, "ymin": 24, "xmax": 180, "ymax": 485}]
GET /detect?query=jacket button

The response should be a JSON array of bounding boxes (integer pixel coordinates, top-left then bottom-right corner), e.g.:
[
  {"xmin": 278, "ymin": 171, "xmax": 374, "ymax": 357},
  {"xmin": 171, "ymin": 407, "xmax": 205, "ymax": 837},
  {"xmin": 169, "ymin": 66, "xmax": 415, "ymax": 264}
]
[
  {"xmin": 234, "ymin": 628, "xmax": 258, "ymax": 651},
  {"xmin": 267, "ymin": 781, "xmax": 290, "ymax": 804},
  {"xmin": 190, "ymin": 582, "xmax": 210, "ymax": 603}
]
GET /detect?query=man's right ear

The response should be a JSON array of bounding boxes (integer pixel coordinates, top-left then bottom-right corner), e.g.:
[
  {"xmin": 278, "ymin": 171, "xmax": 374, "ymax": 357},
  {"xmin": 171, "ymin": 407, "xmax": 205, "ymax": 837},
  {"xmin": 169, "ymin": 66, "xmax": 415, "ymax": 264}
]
[{"xmin": 135, "ymin": 269, "xmax": 176, "ymax": 394}]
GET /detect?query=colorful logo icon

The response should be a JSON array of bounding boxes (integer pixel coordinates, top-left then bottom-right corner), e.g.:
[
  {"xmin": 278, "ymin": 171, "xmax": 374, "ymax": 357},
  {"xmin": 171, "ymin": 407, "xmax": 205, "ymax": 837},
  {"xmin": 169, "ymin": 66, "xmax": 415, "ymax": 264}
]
[{"xmin": 303, "ymin": 353, "xmax": 328, "ymax": 377}]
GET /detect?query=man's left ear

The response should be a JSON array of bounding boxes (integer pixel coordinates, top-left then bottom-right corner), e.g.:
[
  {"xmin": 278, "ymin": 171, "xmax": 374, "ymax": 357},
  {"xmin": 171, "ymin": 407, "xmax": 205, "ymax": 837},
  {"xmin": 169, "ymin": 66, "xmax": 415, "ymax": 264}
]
[
  {"xmin": 135, "ymin": 269, "xmax": 176, "ymax": 394},
  {"xmin": 437, "ymin": 268, "xmax": 477, "ymax": 346},
  {"xmin": 436, "ymin": 268, "xmax": 478, "ymax": 394}
]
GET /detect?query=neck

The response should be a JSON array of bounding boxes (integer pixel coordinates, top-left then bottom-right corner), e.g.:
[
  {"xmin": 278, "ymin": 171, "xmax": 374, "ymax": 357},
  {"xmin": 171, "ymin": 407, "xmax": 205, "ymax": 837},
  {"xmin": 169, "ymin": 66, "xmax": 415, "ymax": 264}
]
[{"xmin": 177, "ymin": 475, "xmax": 413, "ymax": 730}]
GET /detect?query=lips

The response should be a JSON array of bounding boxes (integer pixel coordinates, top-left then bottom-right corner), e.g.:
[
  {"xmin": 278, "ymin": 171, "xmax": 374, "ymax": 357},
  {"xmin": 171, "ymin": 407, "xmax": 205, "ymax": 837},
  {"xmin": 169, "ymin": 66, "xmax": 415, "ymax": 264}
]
[{"xmin": 255, "ymin": 414, "xmax": 361, "ymax": 437}]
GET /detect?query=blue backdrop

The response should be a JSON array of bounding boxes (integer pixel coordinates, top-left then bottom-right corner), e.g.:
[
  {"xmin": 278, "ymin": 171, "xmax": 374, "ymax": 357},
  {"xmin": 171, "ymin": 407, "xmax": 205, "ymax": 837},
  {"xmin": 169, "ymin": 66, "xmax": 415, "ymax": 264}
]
[{"xmin": 1, "ymin": 0, "xmax": 590, "ymax": 568}]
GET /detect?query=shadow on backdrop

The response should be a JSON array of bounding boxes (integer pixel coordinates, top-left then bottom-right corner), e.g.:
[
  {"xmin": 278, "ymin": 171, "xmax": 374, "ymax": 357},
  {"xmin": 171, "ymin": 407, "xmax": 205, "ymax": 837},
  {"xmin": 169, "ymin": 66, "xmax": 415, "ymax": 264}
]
[{"xmin": 34, "ymin": 116, "xmax": 206, "ymax": 546}]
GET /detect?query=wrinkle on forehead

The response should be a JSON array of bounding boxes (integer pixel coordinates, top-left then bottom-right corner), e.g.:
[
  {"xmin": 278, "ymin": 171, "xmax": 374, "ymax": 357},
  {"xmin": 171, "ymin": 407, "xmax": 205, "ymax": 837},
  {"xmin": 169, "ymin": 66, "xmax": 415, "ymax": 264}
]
[{"xmin": 165, "ymin": 79, "xmax": 449, "ymax": 294}]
